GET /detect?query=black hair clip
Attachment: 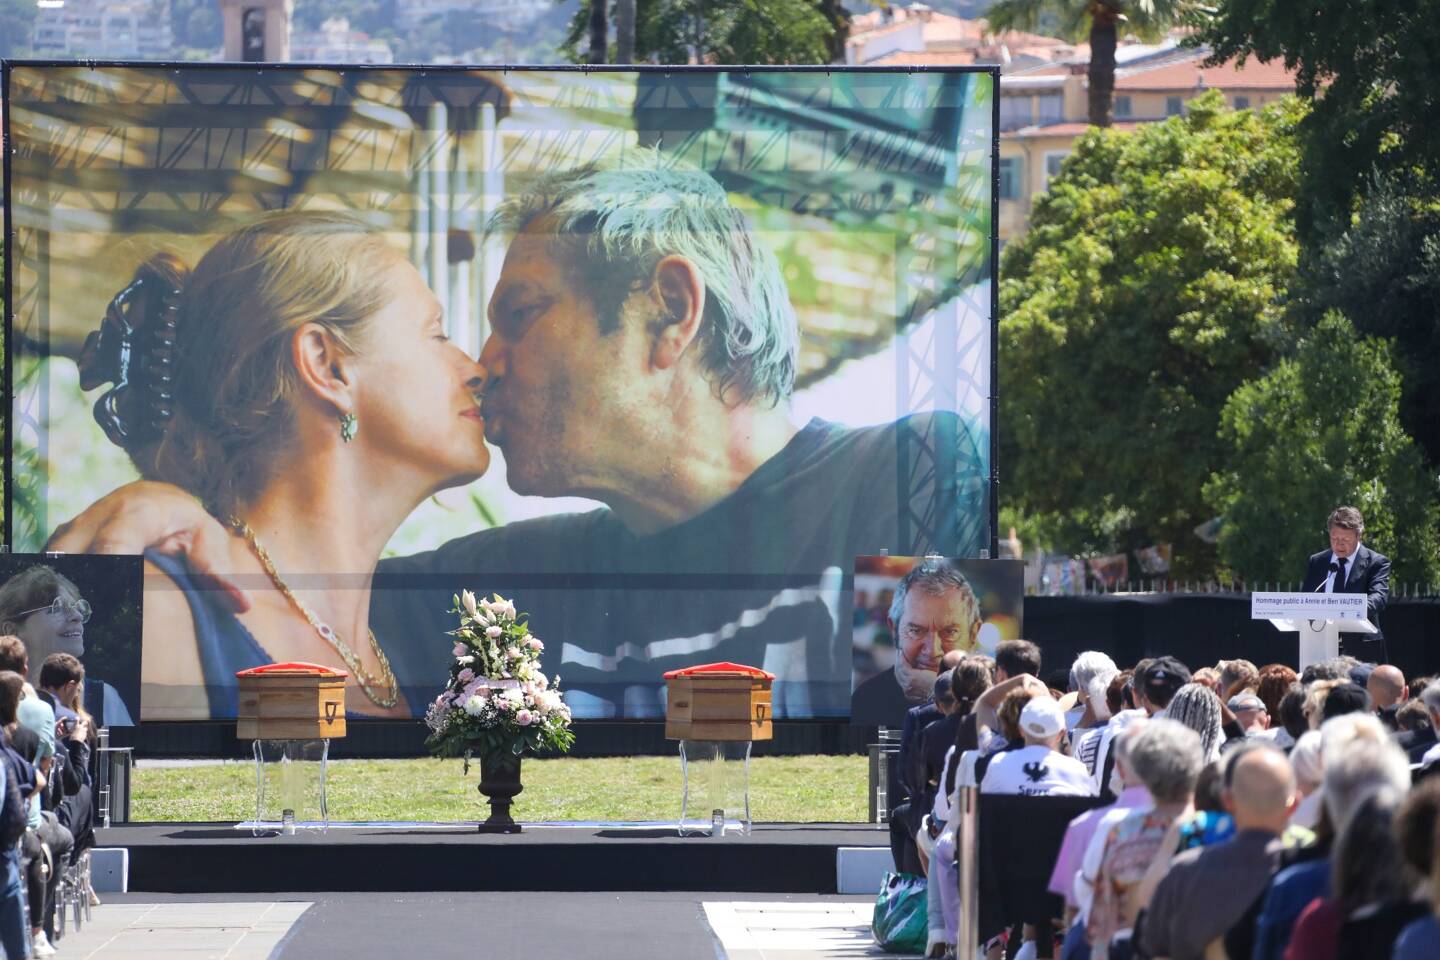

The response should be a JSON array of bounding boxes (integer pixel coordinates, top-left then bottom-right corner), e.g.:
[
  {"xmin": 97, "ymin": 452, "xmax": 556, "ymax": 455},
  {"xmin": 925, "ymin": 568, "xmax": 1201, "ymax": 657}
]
[{"xmin": 78, "ymin": 271, "xmax": 181, "ymax": 451}]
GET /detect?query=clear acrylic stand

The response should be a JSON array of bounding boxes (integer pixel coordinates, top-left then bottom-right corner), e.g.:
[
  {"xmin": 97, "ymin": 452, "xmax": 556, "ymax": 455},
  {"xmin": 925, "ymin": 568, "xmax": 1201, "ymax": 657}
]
[
  {"xmin": 249, "ymin": 738, "xmax": 331, "ymax": 836},
  {"xmin": 677, "ymin": 739, "xmax": 752, "ymax": 837}
]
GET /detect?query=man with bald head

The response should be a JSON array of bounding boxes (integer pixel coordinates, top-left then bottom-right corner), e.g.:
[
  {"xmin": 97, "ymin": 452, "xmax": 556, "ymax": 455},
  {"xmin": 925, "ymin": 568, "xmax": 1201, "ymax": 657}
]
[
  {"xmin": 1138, "ymin": 745, "xmax": 1297, "ymax": 959},
  {"xmin": 1367, "ymin": 664, "xmax": 1407, "ymax": 729}
]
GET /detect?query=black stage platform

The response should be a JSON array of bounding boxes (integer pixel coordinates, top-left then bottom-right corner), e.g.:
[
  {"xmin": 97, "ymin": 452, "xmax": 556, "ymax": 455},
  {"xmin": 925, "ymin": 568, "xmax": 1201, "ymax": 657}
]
[{"xmin": 101, "ymin": 821, "xmax": 885, "ymax": 894}]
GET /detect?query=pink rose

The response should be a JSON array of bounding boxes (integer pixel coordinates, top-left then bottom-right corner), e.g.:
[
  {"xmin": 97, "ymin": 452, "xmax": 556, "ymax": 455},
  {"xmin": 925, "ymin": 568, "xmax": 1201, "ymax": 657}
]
[
  {"xmin": 526, "ymin": 637, "xmax": 543, "ymax": 651},
  {"xmin": 486, "ymin": 625, "xmax": 503, "ymax": 638},
  {"xmin": 458, "ymin": 668, "xmax": 475, "ymax": 683},
  {"xmin": 514, "ymin": 709, "xmax": 533, "ymax": 726},
  {"xmin": 506, "ymin": 646, "xmax": 521, "ymax": 660}
]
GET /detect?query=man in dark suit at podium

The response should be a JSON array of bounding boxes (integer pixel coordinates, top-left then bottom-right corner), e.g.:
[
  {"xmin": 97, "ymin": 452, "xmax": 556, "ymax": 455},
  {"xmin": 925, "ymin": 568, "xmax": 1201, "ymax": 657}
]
[{"xmin": 1300, "ymin": 506, "xmax": 1391, "ymax": 660}]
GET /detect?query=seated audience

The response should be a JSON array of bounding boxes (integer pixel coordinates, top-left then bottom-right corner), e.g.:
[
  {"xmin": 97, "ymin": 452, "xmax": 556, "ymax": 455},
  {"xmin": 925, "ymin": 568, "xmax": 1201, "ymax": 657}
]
[
  {"xmin": 1319, "ymin": 681, "xmax": 1371, "ymax": 724},
  {"xmin": 1396, "ymin": 698, "xmax": 1432, "ymax": 736},
  {"xmin": 38, "ymin": 654, "xmax": 95, "ymax": 861},
  {"xmin": 1067, "ymin": 651, "xmax": 1118, "ymax": 734},
  {"xmin": 915, "ymin": 649, "xmax": 1440, "ymax": 960},
  {"xmin": 1229, "ymin": 691, "xmax": 1271, "ymax": 737},
  {"xmin": 1366, "ymin": 664, "xmax": 1406, "ymax": 729},
  {"xmin": 1274, "ymin": 684, "xmax": 1309, "ymax": 751},
  {"xmin": 1089, "ymin": 658, "xmax": 1189, "ymax": 799},
  {"xmin": 1073, "ymin": 670, "xmax": 1132, "ymax": 780},
  {"xmin": 1416, "ymin": 681, "xmax": 1440, "ymax": 770},
  {"xmin": 1301, "ymin": 657, "xmax": 1359, "ymax": 686},
  {"xmin": 1251, "ymin": 715, "xmax": 1411, "ymax": 960},
  {"xmin": 1218, "ymin": 658, "xmax": 1259, "ymax": 700},
  {"xmin": 1190, "ymin": 667, "xmax": 1222, "ymax": 694},
  {"xmin": 0, "ymin": 668, "xmax": 34, "ymax": 960},
  {"xmin": 1086, "ymin": 719, "xmax": 1204, "ymax": 952},
  {"xmin": 1136, "ymin": 745, "xmax": 1297, "ymax": 960},
  {"xmin": 1304, "ymin": 679, "xmax": 1342, "ymax": 730},
  {"xmin": 1136, "ymin": 657, "xmax": 1190, "ymax": 717},
  {"xmin": 891, "ymin": 651, "xmax": 966, "ymax": 874},
  {"xmin": 1287, "ymin": 787, "xmax": 1425, "ymax": 960},
  {"xmin": 1256, "ymin": 664, "xmax": 1298, "ymax": 719},
  {"xmin": 1392, "ymin": 780, "xmax": 1440, "ymax": 959},
  {"xmin": 1287, "ymin": 731, "xmax": 1324, "ymax": 829},
  {"xmin": 1049, "ymin": 719, "xmax": 1152, "ymax": 959},
  {"xmin": 980, "ymin": 696, "xmax": 1095, "ymax": 797},
  {"xmin": 1162, "ymin": 682, "xmax": 1226, "ymax": 762}
]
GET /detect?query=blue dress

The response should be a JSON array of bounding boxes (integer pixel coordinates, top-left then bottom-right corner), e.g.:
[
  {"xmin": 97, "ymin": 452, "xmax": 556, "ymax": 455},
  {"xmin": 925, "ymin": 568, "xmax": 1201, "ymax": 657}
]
[{"xmin": 146, "ymin": 550, "xmax": 272, "ymax": 718}]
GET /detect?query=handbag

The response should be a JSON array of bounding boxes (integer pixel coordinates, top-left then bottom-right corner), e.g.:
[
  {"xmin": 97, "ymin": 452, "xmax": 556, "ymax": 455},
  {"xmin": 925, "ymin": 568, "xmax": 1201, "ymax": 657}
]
[{"xmin": 872, "ymin": 871, "xmax": 928, "ymax": 954}]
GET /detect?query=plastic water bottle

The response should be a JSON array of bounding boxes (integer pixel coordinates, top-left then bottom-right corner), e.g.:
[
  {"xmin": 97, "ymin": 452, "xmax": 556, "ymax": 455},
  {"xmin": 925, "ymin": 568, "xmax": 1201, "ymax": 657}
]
[
  {"xmin": 711, "ymin": 808, "xmax": 725, "ymax": 839},
  {"xmin": 282, "ymin": 808, "xmax": 296, "ymax": 835}
]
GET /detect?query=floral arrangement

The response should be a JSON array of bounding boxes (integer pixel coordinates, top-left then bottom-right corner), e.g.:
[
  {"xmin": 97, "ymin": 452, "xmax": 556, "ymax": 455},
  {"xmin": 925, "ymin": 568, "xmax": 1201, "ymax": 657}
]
[{"xmin": 424, "ymin": 591, "xmax": 574, "ymax": 764}]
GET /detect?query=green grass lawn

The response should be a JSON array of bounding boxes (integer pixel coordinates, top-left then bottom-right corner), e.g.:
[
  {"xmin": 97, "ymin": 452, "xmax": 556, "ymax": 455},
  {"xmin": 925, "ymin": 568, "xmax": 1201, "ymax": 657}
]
[{"xmin": 131, "ymin": 754, "xmax": 870, "ymax": 823}]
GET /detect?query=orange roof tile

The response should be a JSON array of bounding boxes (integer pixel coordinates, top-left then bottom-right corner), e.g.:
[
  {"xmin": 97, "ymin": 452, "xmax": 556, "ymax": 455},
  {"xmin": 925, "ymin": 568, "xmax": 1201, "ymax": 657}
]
[{"xmin": 1115, "ymin": 55, "xmax": 1297, "ymax": 91}]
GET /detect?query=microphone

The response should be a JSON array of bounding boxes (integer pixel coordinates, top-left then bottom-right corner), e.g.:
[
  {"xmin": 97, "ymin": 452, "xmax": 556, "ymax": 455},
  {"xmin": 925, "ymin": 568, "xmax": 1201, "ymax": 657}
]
[{"xmin": 1314, "ymin": 561, "xmax": 1339, "ymax": 592}]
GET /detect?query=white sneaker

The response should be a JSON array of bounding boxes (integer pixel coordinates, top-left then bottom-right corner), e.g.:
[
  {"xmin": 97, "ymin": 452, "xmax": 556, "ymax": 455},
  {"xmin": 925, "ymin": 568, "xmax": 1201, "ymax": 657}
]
[{"xmin": 32, "ymin": 930, "xmax": 58, "ymax": 957}]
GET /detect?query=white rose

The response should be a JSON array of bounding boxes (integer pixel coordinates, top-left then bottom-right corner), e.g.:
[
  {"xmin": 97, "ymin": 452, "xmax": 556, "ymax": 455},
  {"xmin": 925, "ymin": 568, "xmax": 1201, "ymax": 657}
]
[
  {"xmin": 486, "ymin": 625, "xmax": 503, "ymax": 638},
  {"xmin": 461, "ymin": 589, "xmax": 479, "ymax": 619}
]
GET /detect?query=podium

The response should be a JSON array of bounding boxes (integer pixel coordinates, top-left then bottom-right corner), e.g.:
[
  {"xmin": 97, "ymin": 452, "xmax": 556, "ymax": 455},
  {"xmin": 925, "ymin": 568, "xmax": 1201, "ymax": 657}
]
[{"xmin": 1252, "ymin": 593, "xmax": 1376, "ymax": 669}]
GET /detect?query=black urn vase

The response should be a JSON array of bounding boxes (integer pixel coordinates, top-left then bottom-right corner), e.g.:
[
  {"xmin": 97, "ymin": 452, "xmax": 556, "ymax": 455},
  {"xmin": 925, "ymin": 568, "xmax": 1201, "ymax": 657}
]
[{"xmin": 476, "ymin": 750, "xmax": 524, "ymax": 833}]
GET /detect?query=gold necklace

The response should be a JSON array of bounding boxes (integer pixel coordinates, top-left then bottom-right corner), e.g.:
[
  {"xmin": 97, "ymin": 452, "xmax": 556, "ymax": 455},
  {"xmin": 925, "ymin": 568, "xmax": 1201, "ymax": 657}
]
[{"xmin": 229, "ymin": 516, "xmax": 399, "ymax": 709}]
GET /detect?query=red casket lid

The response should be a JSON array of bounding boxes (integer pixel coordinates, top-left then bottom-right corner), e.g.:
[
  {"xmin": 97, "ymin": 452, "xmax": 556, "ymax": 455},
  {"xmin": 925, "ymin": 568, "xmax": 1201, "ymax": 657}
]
[
  {"xmin": 662, "ymin": 661, "xmax": 775, "ymax": 680},
  {"xmin": 236, "ymin": 661, "xmax": 348, "ymax": 679}
]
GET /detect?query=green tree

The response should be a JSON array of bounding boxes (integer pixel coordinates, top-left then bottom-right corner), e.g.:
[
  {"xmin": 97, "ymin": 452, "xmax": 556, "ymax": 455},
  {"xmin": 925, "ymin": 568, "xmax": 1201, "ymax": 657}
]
[
  {"xmin": 985, "ymin": 0, "xmax": 1195, "ymax": 127},
  {"xmin": 1206, "ymin": 312, "xmax": 1440, "ymax": 587},
  {"xmin": 1301, "ymin": 175, "xmax": 1440, "ymax": 470},
  {"xmin": 1199, "ymin": 0, "xmax": 1440, "ymax": 248},
  {"xmin": 562, "ymin": 0, "xmax": 843, "ymax": 64},
  {"xmin": 999, "ymin": 92, "xmax": 1303, "ymax": 572}
]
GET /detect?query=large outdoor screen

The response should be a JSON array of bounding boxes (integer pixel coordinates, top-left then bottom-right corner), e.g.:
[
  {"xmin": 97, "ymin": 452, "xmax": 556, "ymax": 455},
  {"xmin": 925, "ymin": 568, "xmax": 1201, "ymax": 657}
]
[{"xmin": 5, "ymin": 64, "xmax": 997, "ymax": 721}]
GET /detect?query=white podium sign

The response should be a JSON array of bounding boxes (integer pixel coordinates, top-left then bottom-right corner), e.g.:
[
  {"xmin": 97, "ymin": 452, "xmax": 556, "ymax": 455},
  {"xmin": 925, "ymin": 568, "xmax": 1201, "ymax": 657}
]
[
  {"xmin": 1252, "ymin": 592, "xmax": 1375, "ymax": 669},
  {"xmin": 1250, "ymin": 592, "xmax": 1366, "ymax": 621}
]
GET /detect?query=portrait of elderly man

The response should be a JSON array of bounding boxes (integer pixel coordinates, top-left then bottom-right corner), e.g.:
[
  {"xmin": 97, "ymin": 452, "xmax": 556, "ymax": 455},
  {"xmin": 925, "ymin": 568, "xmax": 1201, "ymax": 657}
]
[
  {"xmin": 851, "ymin": 559, "xmax": 982, "ymax": 725},
  {"xmin": 49, "ymin": 152, "xmax": 990, "ymax": 721}
]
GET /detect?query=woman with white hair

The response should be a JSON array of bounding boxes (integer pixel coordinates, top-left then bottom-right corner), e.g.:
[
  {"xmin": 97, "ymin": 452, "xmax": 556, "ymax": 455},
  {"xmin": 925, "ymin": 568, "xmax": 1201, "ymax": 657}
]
[
  {"xmin": 1288, "ymin": 731, "xmax": 1324, "ymax": 829},
  {"xmin": 1068, "ymin": 650, "xmax": 1118, "ymax": 733},
  {"xmin": 1086, "ymin": 719, "xmax": 1205, "ymax": 950}
]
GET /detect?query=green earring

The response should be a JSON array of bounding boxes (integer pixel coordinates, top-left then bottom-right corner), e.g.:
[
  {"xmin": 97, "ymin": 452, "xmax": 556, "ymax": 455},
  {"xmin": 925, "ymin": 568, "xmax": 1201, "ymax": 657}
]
[{"xmin": 339, "ymin": 412, "xmax": 358, "ymax": 443}]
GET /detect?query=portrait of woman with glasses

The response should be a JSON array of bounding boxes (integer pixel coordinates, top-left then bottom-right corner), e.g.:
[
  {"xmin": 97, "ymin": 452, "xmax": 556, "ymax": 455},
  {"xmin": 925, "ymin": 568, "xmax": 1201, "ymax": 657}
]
[{"xmin": 0, "ymin": 565, "xmax": 135, "ymax": 726}]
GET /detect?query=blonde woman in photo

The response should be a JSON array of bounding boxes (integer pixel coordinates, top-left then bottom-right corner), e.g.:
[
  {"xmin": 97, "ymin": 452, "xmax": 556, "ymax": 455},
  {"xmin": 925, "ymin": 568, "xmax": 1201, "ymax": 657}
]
[{"xmin": 72, "ymin": 212, "xmax": 489, "ymax": 719}]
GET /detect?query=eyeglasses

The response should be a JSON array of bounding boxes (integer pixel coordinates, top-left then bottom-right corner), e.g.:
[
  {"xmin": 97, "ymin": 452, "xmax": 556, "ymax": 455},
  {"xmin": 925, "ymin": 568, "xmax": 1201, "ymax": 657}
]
[{"xmin": 13, "ymin": 597, "xmax": 91, "ymax": 624}]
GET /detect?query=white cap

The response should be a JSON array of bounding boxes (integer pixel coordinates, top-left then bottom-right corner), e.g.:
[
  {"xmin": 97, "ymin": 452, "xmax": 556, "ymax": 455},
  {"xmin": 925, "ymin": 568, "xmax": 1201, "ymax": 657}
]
[{"xmin": 1020, "ymin": 696, "xmax": 1065, "ymax": 740}]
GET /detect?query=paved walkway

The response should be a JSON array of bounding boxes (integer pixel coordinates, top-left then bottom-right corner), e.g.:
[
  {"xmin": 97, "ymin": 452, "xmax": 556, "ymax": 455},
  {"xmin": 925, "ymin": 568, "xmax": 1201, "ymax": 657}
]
[
  {"xmin": 49, "ymin": 893, "xmax": 913, "ymax": 959},
  {"xmin": 705, "ymin": 900, "xmax": 921, "ymax": 959},
  {"xmin": 47, "ymin": 900, "xmax": 311, "ymax": 959}
]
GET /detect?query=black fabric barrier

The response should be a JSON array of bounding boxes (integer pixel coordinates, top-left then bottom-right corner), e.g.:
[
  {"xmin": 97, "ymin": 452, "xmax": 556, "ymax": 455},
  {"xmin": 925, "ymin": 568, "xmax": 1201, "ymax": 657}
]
[
  {"xmin": 1023, "ymin": 594, "xmax": 1440, "ymax": 683},
  {"xmin": 122, "ymin": 595, "xmax": 1439, "ymax": 758}
]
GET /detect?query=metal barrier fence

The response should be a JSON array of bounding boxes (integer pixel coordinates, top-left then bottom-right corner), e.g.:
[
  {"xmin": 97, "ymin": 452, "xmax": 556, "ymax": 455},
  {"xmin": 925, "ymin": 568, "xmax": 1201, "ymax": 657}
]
[
  {"xmin": 955, "ymin": 784, "xmax": 980, "ymax": 951},
  {"xmin": 95, "ymin": 728, "xmax": 133, "ymax": 826},
  {"xmin": 868, "ymin": 727, "xmax": 902, "ymax": 824}
]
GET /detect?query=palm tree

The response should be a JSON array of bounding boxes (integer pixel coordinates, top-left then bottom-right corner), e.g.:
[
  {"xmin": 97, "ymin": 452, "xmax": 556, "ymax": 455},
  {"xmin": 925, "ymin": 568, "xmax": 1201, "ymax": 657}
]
[
  {"xmin": 985, "ymin": 0, "xmax": 1194, "ymax": 128},
  {"xmin": 616, "ymin": 0, "xmax": 636, "ymax": 63}
]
